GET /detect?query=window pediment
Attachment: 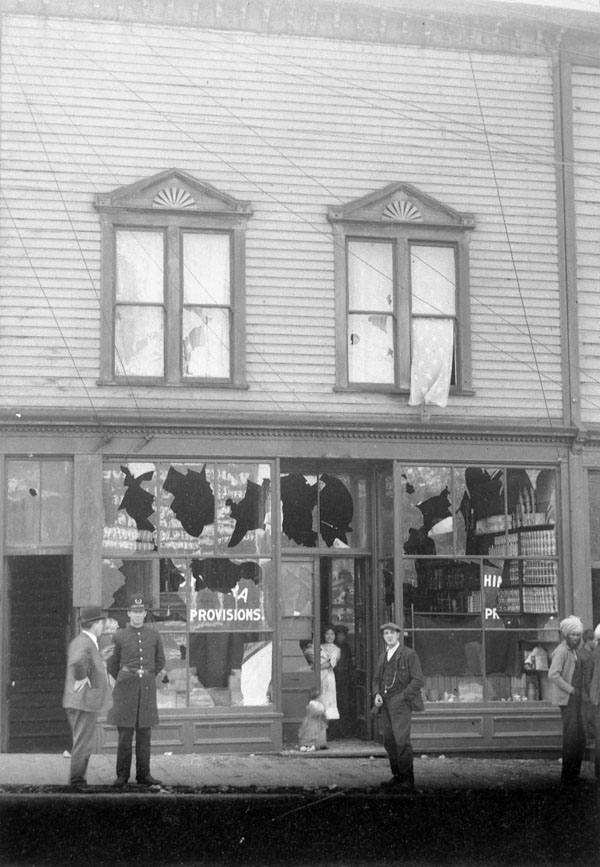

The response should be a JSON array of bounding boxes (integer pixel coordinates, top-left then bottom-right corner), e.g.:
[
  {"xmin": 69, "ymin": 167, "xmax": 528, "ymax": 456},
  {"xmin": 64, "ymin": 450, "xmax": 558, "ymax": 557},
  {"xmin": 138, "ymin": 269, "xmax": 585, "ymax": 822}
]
[
  {"xmin": 95, "ymin": 168, "xmax": 252, "ymax": 217},
  {"xmin": 328, "ymin": 183, "xmax": 474, "ymax": 230}
]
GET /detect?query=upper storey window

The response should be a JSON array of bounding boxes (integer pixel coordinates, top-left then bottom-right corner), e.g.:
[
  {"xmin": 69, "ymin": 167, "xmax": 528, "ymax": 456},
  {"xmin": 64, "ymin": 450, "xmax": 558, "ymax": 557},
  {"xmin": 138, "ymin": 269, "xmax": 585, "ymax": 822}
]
[
  {"xmin": 95, "ymin": 169, "xmax": 252, "ymax": 386},
  {"xmin": 328, "ymin": 184, "xmax": 475, "ymax": 407}
]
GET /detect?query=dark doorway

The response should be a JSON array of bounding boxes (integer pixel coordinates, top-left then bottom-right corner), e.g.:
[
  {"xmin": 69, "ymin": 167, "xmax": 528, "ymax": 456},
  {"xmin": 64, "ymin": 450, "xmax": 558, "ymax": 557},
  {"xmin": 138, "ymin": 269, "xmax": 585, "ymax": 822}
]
[{"xmin": 6, "ymin": 556, "xmax": 72, "ymax": 752}]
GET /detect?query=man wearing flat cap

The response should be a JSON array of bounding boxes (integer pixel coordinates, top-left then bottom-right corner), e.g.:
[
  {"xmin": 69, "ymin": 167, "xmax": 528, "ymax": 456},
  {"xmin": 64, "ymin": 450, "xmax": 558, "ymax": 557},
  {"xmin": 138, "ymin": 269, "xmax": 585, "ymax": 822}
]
[
  {"xmin": 107, "ymin": 596, "xmax": 165, "ymax": 787},
  {"xmin": 62, "ymin": 605, "xmax": 111, "ymax": 788},
  {"xmin": 549, "ymin": 615, "xmax": 586, "ymax": 786},
  {"xmin": 372, "ymin": 622, "xmax": 424, "ymax": 792}
]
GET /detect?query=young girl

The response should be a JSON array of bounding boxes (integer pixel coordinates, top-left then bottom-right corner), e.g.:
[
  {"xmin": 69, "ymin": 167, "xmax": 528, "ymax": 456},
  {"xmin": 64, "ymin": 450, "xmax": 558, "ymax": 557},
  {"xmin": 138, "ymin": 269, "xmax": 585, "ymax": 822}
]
[{"xmin": 298, "ymin": 688, "xmax": 328, "ymax": 751}]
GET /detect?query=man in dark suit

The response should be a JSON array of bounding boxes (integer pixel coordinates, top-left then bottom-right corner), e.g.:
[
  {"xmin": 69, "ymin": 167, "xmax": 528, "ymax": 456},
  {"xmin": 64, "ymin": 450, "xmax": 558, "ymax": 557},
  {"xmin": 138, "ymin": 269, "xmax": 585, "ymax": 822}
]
[
  {"xmin": 107, "ymin": 596, "xmax": 165, "ymax": 787},
  {"xmin": 372, "ymin": 622, "xmax": 424, "ymax": 792},
  {"xmin": 62, "ymin": 605, "xmax": 111, "ymax": 789}
]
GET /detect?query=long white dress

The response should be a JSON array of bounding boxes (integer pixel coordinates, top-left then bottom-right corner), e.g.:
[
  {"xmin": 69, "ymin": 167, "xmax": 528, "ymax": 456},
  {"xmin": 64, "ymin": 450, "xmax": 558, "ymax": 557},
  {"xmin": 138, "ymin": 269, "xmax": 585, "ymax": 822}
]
[{"xmin": 319, "ymin": 642, "xmax": 341, "ymax": 720}]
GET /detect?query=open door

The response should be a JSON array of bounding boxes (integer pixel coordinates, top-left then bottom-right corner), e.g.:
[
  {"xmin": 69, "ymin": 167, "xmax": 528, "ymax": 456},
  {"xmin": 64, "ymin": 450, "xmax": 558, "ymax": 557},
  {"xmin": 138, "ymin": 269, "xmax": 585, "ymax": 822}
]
[
  {"xmin": 320, "ymin": 557, "xmax": 371, "ymax": 739},
  {"xmin": 6, "ymin": 556, "xmax": 72, "ymax": 752}
]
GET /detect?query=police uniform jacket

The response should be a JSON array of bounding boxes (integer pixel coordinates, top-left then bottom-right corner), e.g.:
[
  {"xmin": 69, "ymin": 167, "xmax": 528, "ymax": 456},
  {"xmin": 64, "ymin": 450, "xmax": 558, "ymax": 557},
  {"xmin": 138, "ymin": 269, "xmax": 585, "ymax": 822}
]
[
  {"xmin": 62, "ymin": 631, "xmax": 112, "ymax": 714},
  {"xmin": 372, "ymin": 644, "xmax": 425, "ymax": 712},
  {"xmin": 106, "ymin": 624, "xmax": 165, "ymax": 728}
]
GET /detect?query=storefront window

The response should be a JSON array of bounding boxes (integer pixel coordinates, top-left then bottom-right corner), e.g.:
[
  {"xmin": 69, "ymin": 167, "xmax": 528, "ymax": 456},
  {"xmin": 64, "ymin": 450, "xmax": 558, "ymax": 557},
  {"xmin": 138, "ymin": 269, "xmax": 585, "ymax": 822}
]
[
  {"xmin": 280, "ymin": 469, "xmax": 369, "ymax": 550},
  {"xmin": 101, "ymin": 461, "xmax": 274, "ymax": 710},
  {"xmin": 396, "ymin": 465, "xmax": 560, "ymax": 703}
]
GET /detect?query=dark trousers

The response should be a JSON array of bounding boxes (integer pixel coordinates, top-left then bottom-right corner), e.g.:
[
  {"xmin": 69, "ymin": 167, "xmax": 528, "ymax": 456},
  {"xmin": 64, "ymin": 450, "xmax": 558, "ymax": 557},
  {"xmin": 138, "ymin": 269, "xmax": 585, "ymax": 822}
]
[
  {"xmin": 66, "ymin": 708, "xmax": 98, "ymax": 785},
  {"xmin": 560, "ymin": 693, "xmax": 586, "ymax": 783},
  {"xmin": 116, "ymin": 726, "xmax": 151, "ymax": 782},
  {"xmin": 582, "ymin": 699, "xmax": 595, "ymax": 743},
  {"xmin": 381, "ymin": 693, "xmax": 414, "ymax": 785},
  {"xmin": 593, "ymin": 704, "xmax": 600, "ymax": 779}
]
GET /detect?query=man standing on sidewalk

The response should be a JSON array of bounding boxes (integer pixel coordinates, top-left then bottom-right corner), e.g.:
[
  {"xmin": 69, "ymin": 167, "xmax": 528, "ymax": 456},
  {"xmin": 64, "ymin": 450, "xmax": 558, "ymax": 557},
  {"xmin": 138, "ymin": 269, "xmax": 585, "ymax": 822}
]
[
  {"xmin": 548, "ymin": 615, "xmax": 586, "ymax": 786},
  {"xmin": 62, "ymin": 605, "xmax": 111, "ymax": 789},
  {"xmin": 107, "ymin": 596, "xmax": 165, "ymax": 787},
  {"xmin": 372, "ymin": 622, "xmax": 424, "ymax": 792}
]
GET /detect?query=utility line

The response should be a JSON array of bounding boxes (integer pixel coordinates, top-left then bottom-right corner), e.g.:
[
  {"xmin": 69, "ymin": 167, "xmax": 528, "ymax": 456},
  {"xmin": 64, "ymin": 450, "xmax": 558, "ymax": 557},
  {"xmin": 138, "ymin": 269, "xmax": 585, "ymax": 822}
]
[{"xmin": 3, "ymin": 27, "xmax": 596, "ymax": 418}]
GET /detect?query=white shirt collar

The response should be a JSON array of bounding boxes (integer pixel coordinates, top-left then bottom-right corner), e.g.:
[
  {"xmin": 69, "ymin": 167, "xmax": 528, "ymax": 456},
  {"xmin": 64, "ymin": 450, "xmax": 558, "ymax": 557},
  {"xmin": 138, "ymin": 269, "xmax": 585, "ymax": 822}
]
[
  {"xmin": 82, "ymin": 628, "xmax": 99, "ymax": 649},
  {"xmin": 386, "ymin": 642, "xmax": 400, "ymax": 660}
]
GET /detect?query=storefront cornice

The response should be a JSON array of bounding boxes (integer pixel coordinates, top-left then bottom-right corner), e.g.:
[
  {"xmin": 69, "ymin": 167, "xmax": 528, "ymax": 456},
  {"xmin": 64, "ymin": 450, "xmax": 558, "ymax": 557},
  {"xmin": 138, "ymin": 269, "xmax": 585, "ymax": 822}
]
[
  {"xmin": 0, "ymin": 414, "xmax": 579, "ymax": 449},
  {"xmin": 2, "ymin": 0, "xmax": 599, "ymax": 59}
]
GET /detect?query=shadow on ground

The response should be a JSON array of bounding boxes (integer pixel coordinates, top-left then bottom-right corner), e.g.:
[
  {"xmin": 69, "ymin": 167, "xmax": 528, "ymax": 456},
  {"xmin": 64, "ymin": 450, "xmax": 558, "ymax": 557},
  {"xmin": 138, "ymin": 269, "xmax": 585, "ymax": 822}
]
[{"xmin": 0, "ymin": 784, "xmax": 598, "ymax": 866}]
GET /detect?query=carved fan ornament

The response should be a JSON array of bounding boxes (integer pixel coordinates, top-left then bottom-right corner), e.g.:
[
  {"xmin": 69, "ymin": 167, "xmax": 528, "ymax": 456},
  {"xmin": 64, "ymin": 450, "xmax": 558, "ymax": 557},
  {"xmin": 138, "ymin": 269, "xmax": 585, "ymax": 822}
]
[
  {"xmin": 382, "ymin": 199, "xmax": 423, "ymax": 222},
  {"xmin": 153, "ymin": 187, "xmax": 196, "ymax": 209}
]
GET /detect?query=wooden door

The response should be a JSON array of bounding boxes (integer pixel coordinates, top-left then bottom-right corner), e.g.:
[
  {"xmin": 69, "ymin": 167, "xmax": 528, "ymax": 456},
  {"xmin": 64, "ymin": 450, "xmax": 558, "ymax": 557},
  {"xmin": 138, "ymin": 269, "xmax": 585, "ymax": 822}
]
[{"xmin": 7, "ymin": 556, "xmax": 72, "ymax": 752}]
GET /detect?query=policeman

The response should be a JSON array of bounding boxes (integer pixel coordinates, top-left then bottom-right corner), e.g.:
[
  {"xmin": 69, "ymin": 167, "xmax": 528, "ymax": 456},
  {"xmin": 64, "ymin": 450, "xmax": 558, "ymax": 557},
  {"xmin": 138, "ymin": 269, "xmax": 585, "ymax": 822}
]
[{"xmin": 107, "ymin": 596, "xmax": 166, "ymax": 787}]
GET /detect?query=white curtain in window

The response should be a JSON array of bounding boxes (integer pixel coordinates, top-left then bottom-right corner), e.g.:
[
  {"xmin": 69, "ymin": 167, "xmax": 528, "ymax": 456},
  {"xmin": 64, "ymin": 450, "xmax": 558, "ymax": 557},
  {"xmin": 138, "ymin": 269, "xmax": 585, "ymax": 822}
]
[{"xmin": 409, "ymin": 318, "xmax": 454, "ymax": 408}]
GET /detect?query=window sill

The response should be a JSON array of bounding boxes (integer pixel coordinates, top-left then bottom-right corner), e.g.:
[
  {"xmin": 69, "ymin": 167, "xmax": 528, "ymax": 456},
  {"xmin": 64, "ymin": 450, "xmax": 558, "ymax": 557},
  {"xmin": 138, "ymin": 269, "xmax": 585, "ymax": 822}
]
[
  {"xmin": 98, "ymin": 379, "xmax": 249, "ymax": 390},
  {"xmin": 333, "ymin": 385, "xmax": 475, "ymax": 397}
]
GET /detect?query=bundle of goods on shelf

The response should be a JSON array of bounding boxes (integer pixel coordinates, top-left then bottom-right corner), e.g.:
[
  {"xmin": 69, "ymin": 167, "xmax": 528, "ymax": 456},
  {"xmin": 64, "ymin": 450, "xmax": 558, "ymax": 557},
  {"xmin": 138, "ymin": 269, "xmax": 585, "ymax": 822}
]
[
  {"xmin": 523, "ymin": 561, "xmax": 557, "ymax": 585},
  {"xmin": 520, "ymin": 530, "xmax": 557, "ymax": 556},
  {"xmin": 497, "ymin": 588, "xmax": 520, "ymax": 613},
  {"xmin": 522, "ymin": 586, "xmax": 557, "ymax": 613}
]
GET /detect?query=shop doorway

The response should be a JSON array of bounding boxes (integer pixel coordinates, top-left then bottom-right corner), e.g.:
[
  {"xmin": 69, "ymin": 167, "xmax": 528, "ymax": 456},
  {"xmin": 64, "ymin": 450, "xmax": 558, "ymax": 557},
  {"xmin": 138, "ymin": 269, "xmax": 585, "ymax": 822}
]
[
  {"xmin": 281, "ymin": 557, "xmax": 373, "ymax": 744},
  {"xmin": 5, "ymin": 556, "xmax": 72, "ymax": 752}
]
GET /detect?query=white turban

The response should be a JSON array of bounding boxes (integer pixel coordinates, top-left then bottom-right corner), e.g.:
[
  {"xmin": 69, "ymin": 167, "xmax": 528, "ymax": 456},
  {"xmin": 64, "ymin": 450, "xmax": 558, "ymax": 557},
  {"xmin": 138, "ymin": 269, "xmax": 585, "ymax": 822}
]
[
  {"xmin": 559, "ymin": 615, "xmax": 583, "ymax": 637},
  {"xmin": 594, "ymin": 624, "xmax": 600, "ymax": 641}
]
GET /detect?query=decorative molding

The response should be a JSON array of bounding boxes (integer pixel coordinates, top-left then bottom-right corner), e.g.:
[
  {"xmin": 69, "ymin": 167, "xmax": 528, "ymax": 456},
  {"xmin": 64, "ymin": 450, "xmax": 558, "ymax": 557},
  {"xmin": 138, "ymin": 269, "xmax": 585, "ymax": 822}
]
[
  {"xmin": 328, "ymin": 182, "xmax": 475, "ymax": 228},
  {"xmin": 0, "ymin": 417, "xmax": 579, "ymax": 449},
  {"xmin": 95, "ymin": 167, "xmax": 252, "ymax": 216},
  {"xmin": 153, "ymin": 187, "xmax": 196, "ymax": 210},
  {"xmin": 382, "ymin": 199, "xmax": 423, "ymax": 223},
  {"xmin": 3, "ymin": 0, "xmax": 600, "ymax": 59}
]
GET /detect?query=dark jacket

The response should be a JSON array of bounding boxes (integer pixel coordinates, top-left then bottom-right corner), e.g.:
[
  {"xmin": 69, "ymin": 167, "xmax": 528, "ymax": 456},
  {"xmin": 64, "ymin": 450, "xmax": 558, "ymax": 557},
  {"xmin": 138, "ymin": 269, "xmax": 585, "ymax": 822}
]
[
  {"xmin": 372, "ymin": 644, "xmax": 425, "ymax": 712},
  {"xmin": 62, "ymin": 631, "xmax": 112, "ymax": 714},
  {"xmin": 106, "ymin": 624, "xmax": 165, "ymax": 728}
]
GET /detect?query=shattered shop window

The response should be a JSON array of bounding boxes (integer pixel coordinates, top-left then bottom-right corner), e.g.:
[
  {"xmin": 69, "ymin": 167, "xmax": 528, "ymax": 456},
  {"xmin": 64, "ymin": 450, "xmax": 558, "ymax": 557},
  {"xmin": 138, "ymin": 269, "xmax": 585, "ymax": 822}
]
[
  {"xmin": 280, "ymin": 470, "xmax": 368, "ymax": 549},
  {"xmin": 102, "ymin": 461, "xmax": 272, "ymax": 557}
]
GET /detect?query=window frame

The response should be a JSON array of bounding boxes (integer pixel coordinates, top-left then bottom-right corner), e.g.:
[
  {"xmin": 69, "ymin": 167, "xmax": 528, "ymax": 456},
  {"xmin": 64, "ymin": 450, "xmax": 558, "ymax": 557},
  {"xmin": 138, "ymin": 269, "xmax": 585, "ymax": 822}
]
[
  {"xmin": 329, "ymin": 184, "xmax": 475, "ymax": 396},
  {"xmin": 96, "ymin": 170, "xmax": 251, "ymax": 388}
]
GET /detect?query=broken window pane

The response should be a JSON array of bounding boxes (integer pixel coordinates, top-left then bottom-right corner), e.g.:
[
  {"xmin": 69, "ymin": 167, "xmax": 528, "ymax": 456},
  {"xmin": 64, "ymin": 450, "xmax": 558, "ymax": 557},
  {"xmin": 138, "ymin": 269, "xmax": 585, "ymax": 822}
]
[
  {"xmin": 402, "ymin": 466, "xmax": 454, "ymax": 558},
  {"xmin": 280, "ymin": 470, "xmax": 368, "ymax": 550},
  {"xmin": 115, "ymin": 305, "xmax": 164, "ymax": 377},
  {"xmin": 347, "ymin": 240, "xmax": 395, "ymax": 384},
  {"xmin": 102, "ymin": 462, "xmax": 158, "ymax": 553},
  {"xmin": 6, "ymin": 459, "xmax": 72, "ymax": 547},
  {"xmin": 182, "ymin": 306, "xmax": 230, "ymax": 378},
  {"xmin": 280, "ymin": 473, "xmax": 318, "ymax": 547},
  {"xmin": 217, "ymin": 464, "xmax": 271, "ymax": 554},
  {"xmin": 102, "ymin": 558, "xmax": 156, "ymax": 627},
  {"xmin": 159, "ymin": 463, "xmax": 216, "ymax": 555},
  {"xmin": 348, "ymin": 313, "xmax": 395, "ymax": 383}
]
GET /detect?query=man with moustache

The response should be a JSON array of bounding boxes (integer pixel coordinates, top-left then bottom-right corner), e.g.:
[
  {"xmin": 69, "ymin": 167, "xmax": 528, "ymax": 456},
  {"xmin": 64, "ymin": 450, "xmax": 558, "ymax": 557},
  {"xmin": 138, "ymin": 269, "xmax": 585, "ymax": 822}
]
[
  {"xmin": 549, "ymin": 615, "xmax": 586, "ymax": 786},
  {"xmin": 107, "ymin": 596, "xmax": 165, "ymax": 787}
]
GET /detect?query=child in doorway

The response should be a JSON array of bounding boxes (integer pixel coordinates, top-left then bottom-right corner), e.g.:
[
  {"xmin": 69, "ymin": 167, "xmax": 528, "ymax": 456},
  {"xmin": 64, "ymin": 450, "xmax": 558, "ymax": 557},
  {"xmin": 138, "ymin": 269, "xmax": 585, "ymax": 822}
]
[{"xmin": 298, "ymin": 688, "xmax": 328, "ymax": 751}]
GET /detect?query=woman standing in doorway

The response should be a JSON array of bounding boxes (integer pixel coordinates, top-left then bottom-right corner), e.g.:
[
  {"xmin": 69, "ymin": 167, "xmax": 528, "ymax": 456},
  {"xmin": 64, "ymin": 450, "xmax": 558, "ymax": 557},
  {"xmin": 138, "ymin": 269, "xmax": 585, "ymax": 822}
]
[{"xmin": 319, "ymin": 626, "xmax": 341, "ymax": 722}]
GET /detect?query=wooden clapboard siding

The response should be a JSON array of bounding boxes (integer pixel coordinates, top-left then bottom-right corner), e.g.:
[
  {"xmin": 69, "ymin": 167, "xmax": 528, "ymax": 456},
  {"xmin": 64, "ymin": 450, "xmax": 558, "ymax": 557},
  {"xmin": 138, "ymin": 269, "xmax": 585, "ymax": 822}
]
[
  {"xmin": 0, "ymin": 13, "xmax": 563, "ymax": 420},
  {"xmin": 572, "ymin": 66, "xmax": 600, "ymax": 426}
]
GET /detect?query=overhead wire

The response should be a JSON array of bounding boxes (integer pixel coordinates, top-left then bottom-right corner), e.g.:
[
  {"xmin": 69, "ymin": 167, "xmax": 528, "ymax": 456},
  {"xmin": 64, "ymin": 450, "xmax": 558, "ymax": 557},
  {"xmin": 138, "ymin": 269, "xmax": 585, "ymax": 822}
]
[
  {"xmin": 1, "ymin": 24, "xmax": 580, "ymax": 418},
  {"xmin": 7, "ymin": 54, "xmax": 154, "ymax": 454},
  {"xmin": 4, "ymin": 39, "xmax": 319, "ymax": 423},
  {"xmin": 3, "ymin": 18, "xmax": 599, "ymax": 420}
]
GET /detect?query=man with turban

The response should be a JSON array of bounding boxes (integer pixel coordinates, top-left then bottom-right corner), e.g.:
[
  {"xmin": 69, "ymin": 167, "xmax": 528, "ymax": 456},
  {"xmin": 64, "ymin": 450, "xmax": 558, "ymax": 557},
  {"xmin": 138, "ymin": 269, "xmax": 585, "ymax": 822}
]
[{"xmin": 548, "ymin": 615, "xmax": 586, "ymax": 786}]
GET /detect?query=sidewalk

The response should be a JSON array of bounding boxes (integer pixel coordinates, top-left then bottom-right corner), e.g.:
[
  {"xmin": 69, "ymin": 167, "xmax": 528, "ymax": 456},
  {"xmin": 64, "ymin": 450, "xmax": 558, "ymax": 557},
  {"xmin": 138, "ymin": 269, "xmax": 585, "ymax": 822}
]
[
  {"xmin": 0, "ymin": 746, "xmax": 598, "ymax": 867},
  {"xmin": 0, "ymin": 740, "xmax": 595, "ymax": 792}
]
